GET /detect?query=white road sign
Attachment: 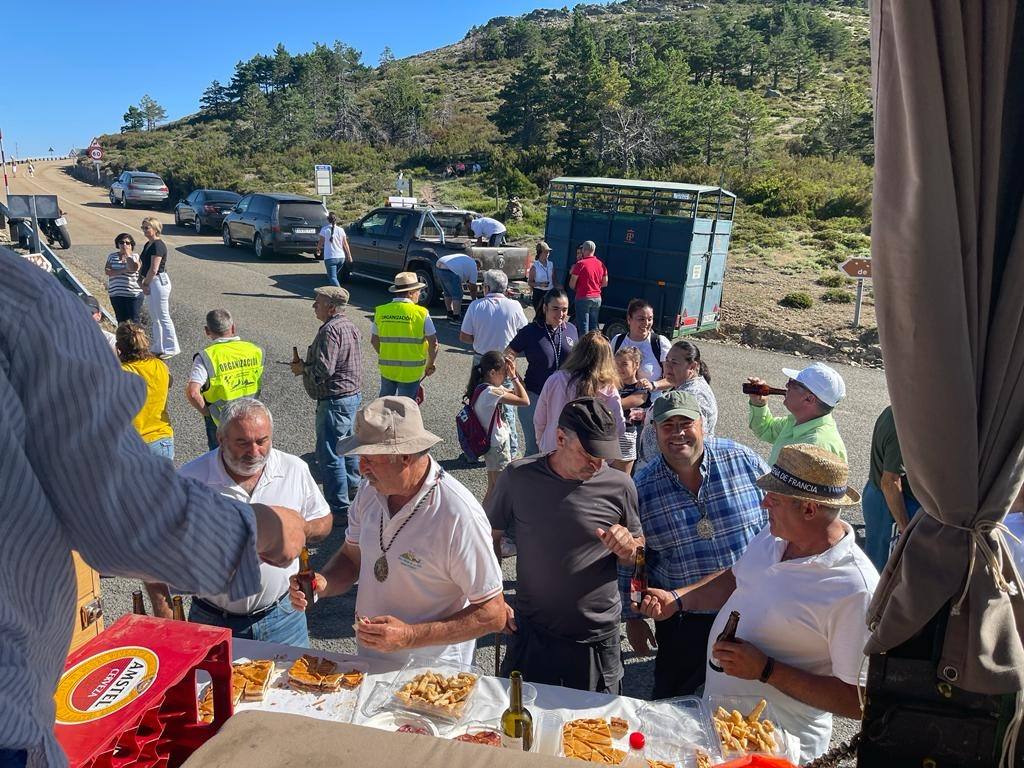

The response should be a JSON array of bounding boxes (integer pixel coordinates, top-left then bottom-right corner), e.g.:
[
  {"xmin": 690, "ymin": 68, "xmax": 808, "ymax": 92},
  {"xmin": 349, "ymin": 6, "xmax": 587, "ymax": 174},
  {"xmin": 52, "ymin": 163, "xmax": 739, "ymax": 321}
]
[{"xmin": 314, "ymin": 164, "xmax": 333, "ymax": 196}]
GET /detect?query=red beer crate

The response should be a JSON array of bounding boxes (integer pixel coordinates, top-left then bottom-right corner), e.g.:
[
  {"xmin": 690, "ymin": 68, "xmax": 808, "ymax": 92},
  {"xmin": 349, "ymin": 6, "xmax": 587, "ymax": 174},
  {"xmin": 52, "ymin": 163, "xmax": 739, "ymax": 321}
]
[{"xmin": 54, "ymin": 615, "xmax": 234, "ymax": 768}]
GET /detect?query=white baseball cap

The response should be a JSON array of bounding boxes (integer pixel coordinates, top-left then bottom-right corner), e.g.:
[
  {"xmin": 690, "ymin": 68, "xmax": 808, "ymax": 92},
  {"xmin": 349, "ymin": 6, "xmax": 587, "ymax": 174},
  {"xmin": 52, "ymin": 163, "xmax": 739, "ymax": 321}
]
[{"xmin": 781, "ymin": 362, "xmax": 846, "ymax": 407}]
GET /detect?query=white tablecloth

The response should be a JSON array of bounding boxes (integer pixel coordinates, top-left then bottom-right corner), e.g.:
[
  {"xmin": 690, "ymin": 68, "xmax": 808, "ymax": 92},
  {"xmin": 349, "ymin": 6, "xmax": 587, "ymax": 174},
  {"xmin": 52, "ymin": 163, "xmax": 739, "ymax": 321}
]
[{"xmin": 230, "ymin": 639, "xmax": 798, "ymax": 765}]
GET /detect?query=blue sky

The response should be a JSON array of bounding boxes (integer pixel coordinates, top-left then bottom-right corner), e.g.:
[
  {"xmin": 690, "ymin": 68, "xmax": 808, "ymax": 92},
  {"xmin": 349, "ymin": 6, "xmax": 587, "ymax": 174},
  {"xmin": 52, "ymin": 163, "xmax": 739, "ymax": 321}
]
[{"xmin": 5, "ymin": 0, "xmax": 595, "ymax": 159}]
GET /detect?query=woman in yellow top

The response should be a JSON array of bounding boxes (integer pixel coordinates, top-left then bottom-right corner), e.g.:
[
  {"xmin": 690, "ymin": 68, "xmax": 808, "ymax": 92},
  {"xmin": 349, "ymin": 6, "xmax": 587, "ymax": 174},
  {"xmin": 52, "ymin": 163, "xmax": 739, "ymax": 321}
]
[{"xmin": 116, "ymin": 322, "xmax": 174, "ymax": 459}]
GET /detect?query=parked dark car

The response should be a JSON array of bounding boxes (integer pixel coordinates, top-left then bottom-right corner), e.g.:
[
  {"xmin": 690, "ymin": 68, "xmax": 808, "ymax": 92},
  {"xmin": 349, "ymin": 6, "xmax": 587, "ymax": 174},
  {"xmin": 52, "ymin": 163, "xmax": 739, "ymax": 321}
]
[
  {"xmin": 109, "ymin": 171, "xmax": 169, "ymax": 208},
  {"xmin": 174, "ymin": 189, "xmax": 242, "ymax": 234},
  {"xmin": 221, "ymin": 193, "xmax": 328, "ymax": 258}
]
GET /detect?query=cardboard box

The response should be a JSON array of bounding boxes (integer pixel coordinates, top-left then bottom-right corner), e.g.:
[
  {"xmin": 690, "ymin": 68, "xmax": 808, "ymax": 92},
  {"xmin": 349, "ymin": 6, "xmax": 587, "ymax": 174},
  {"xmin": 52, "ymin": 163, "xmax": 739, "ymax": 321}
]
[{"xmin": 183, "ymin": 711, "xmax": 575, "ymax": 768}]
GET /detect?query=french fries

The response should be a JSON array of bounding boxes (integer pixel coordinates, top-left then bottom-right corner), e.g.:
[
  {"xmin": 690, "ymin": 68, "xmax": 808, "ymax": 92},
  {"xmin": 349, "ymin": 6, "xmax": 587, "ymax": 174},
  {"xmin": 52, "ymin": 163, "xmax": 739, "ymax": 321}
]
[
  {"xmin": 711, "ymin": 699, "xmax": 777, "ymax": 756},
  {"xmin": 395, "ymin": 671, "xmax": 477, "ymax": 718}
]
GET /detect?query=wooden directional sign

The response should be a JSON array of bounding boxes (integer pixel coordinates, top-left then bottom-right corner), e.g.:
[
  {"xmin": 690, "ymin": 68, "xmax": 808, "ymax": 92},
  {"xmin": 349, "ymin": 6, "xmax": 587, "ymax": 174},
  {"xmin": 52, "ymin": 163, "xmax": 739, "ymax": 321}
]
[{"xmin": 839, "ymin": 257, "xmax": 872, "ymax": 279}]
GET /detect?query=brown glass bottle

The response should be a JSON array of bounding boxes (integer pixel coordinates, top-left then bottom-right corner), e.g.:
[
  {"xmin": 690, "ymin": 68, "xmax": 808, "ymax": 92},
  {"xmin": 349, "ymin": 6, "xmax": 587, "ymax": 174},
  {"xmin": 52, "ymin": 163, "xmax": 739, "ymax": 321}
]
[
  {"xmin": 132, "ymin": 590, "xmax": 147, "ymax": 615},
  {"xmin": 708, "ymin": 611, "xmax": 740, "ymax": 672},
  {"xmin": 297, "ymin": 547, "xmax": 316, "ymax": 606},
  {"xmin": 292, "ymin": 346, "xmax": 301, "ymax": 364},
  {"xmin": 171, "ymin": 595, "xmax": 187, "ymax": 622},
  {"xmin": 742, "ymin": 383, "xmax": 787, "ymax": 396},
  {"xmin": 629, "ymin": 547, "xmax": 647, "ymax": 605}
]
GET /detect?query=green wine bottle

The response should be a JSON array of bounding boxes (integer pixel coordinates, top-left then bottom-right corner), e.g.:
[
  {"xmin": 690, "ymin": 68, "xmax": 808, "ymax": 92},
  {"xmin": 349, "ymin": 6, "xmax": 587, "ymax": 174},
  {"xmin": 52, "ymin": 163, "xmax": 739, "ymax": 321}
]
[{"xmin": 500, "ymin": 671, "xmax": 533, "ymax": 751}]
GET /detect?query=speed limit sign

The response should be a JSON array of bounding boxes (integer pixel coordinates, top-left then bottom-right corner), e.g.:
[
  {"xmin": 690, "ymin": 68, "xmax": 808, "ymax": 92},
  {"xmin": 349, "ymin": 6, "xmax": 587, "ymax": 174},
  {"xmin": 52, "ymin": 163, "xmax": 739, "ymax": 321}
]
[{"xmin": 89, "ymin": 147, "xmax": 103, "ymax": 160}]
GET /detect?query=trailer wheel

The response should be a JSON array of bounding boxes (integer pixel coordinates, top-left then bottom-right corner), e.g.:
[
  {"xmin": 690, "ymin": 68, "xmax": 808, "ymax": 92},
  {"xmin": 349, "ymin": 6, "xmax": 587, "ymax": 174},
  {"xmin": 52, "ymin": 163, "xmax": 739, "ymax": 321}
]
[{"xmin": 602, "ymin": 320, "xmax": 628, "ymax": 343}]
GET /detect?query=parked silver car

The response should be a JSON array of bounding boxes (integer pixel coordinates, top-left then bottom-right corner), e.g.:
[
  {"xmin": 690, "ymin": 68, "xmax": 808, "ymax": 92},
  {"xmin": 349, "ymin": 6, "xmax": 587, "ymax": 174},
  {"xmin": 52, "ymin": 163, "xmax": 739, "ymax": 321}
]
[{"xmin": 109, "ymin": 171, "xmax": 169, "ymax": 208}]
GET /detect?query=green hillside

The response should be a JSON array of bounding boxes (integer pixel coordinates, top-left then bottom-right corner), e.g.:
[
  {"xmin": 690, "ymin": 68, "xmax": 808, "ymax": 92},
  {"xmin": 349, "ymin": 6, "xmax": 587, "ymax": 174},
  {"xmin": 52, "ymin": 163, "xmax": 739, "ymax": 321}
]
[{"xmin": 84, "ymin": 0, "xmax": 878, "ymax": 354}]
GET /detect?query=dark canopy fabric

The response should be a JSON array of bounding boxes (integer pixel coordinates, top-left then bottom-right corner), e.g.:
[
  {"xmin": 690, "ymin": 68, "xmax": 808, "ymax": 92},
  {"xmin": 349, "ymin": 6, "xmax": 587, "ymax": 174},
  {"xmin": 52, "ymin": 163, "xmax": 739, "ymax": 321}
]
[{"xmin": 867, "ymin": 0, "xmax": 1024, "ymax": 693}]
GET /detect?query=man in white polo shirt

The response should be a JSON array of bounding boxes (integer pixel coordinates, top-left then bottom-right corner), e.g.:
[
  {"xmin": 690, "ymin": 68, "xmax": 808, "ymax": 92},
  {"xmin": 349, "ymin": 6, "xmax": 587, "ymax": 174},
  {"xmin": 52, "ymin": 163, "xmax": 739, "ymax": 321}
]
[
  {"xmin": 464, "ymin": 213, "xmax": 507, "ymax": 246},
  {"xmin": 702, "ymin": 443, "xmax": 879, "ymax": 763},
  {"xmin": 436, "ymin": 252, "xmax": 479, "ymax": 324},
  {"xmin": 289, "ymin": 396, "xmax": 506, "ymax": 667},
  {"xmin": 145, "ymin": 398, "xmax": 331, "ymax": 646}
]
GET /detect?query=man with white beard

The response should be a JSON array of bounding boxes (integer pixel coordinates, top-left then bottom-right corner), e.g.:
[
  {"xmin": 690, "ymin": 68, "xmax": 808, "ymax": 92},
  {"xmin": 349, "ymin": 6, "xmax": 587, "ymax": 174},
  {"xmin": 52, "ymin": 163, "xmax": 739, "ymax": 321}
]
[{"xmin": 144, "ymin": 398, "xmax": 331, "ymax": 645}]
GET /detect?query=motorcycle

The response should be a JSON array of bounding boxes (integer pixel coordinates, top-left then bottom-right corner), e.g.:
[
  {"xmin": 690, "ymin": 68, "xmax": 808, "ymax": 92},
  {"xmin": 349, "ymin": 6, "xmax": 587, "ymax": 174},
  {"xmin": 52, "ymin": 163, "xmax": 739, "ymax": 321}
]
[{"xmin": 39, "ymin": 209, "xmax": 72, "ymax": 249}]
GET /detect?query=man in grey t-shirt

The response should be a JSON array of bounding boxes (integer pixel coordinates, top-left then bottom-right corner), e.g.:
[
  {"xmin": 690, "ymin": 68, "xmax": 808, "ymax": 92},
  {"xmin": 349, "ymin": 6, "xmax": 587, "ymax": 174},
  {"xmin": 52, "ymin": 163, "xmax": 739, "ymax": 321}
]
[{"xmin": 485, "ymin": 398, "xmax": 642, "ymax": 693}]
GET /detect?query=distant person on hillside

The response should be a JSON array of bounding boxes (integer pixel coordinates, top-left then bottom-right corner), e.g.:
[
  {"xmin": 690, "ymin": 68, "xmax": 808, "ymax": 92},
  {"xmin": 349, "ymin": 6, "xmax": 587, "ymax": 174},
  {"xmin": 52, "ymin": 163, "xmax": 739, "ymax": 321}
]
[
  {"xmin": 27, "ymin": 163, "xmax": 34, "ymax": 178},
  {"xmin": 569, "ymin": 240, "xmax": 608, "ymax": 334},
  {"xmin": 464, "ymin": 213, "xmax": 507, "ymax": 247},
  {"xmin": 11, "ymin": 160, "xmax": 17, "ymax": 178},
  {"xmin": 316, "ymin": 212, "xmax": 352, "ymax": 288}
]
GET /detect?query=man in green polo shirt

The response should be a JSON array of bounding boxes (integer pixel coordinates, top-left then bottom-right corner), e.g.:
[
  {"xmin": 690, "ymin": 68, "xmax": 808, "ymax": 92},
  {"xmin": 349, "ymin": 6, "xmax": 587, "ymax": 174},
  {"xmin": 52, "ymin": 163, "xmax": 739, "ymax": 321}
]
[{"xmin": 745, "ymin": 362, "xmax": 847, "ymax": 465}]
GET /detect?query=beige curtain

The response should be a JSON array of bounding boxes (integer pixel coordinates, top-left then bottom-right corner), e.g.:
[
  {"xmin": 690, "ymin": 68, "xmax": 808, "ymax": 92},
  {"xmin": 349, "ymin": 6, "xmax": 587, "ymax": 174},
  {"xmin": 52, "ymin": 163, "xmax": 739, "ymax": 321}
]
[{"xmin": 867, "ymin": 0, "xmax": 1024, "ymax": 693}]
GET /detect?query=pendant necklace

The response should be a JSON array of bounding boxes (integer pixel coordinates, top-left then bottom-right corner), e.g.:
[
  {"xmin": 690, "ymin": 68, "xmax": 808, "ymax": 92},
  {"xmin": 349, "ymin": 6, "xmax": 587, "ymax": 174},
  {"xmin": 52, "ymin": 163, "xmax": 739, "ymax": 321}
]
[
  {"xmin": 374, "ymin": 471, "xmax": 443, "ymax": 583},
  {"xmin": 695, "ymin": 498, "xmax": 715, "ymax": 540},
  {"xmin": 545, "ymin": 323, "xmax": 562, "ymax": 370}
]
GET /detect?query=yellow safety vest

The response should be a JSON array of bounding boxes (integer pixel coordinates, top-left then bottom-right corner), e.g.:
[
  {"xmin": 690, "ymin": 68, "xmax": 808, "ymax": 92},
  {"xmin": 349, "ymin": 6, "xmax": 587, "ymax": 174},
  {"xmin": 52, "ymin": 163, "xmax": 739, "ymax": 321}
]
[
  {"xmin": 200, "ymin": 339, "xmax": 265, "ymax": 424},
  {"xmin": 374, "ymin": 301, "xmax": 428, "ymax": 383}
]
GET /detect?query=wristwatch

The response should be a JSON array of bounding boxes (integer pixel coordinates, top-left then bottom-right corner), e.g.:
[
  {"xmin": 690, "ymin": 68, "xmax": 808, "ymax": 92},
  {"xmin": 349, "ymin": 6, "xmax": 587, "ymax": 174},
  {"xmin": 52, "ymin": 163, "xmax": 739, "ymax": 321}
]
[{"xmin": 759, "ymin": 657, "xmax": 776, "ymax": 683}]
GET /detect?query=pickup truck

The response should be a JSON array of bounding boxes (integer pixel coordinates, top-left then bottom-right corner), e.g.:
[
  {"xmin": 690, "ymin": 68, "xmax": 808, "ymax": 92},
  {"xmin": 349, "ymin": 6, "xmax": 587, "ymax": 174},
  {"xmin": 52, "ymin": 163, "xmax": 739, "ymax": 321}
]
[{"xmin": 342, "ymin": 204, "xmax": 530, "ymax": 306}]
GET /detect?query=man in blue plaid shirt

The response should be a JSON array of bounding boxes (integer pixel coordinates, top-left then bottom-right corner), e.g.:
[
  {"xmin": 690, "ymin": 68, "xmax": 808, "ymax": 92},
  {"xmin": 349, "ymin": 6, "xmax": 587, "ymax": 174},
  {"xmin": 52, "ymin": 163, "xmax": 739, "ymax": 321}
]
[{"xmin": 621, "ymin": 390, "xmax": 768, "ymax": 697}]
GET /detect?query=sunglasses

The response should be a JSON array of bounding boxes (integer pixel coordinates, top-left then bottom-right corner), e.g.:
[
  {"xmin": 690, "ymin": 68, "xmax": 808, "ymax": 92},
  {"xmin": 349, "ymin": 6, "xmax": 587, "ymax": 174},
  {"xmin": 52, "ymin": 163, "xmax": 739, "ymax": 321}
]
[{"xmin": 118, "ymin": 240, "xmax": 134, "ymax": 247}]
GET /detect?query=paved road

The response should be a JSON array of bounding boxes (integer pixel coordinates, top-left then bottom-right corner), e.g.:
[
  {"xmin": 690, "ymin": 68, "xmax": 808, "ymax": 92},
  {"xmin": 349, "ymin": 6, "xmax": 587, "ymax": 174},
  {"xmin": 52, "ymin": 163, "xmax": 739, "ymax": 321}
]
[{"xmin": 15, "ymin": 162, "xmax": 881, "ymax": 754}]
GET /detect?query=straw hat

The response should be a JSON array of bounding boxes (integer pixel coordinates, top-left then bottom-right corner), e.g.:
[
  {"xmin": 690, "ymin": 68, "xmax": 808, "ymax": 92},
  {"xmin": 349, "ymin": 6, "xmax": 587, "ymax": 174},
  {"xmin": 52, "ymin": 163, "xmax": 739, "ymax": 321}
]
[
  {"xmin": 756, "ymin": 443, "xmax": 861, "ymax": 506},
  {"xmin": 389, "ymin": 271, "xmax": 427, "ymax": 293},
  {"xmin": 338, "ymin": 396, "xmax": 442, "ymax": 455}
]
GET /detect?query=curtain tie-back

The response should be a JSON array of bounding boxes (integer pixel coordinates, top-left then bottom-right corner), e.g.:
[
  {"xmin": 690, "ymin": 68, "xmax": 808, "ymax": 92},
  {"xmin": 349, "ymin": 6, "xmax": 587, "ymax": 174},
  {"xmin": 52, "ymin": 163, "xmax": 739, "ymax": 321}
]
[{"xmin": 923, "ymin": 511, "xmax": 1022, "ymax": 615}]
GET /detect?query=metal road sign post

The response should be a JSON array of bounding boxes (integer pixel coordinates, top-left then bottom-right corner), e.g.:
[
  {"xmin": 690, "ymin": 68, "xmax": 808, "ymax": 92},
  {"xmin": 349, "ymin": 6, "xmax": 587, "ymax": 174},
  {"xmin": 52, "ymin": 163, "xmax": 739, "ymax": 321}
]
[
  {"xmin": 839, "ymin": 257, "xmax": 872, "ymax": 328},
  {"xmin": 88, "ymin": 142, "xmax": 103, "ymax": 183},
  {"xmin": 314, "ymin": 164, "xmax": 333, "ymax": 207}
]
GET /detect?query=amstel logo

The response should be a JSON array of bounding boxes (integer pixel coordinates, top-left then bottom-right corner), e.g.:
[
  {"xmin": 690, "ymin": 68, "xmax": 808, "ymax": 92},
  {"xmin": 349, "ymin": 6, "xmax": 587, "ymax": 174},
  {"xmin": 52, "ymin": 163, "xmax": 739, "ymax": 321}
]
[{"xmin": 54, "ymin": 646, "xmax": 159, "ymax": 724}]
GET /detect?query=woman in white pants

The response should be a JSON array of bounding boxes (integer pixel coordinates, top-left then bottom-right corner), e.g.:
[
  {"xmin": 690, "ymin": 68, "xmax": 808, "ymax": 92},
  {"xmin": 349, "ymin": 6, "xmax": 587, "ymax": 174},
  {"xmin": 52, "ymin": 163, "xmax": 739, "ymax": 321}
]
[{"xmin": 139, "ymin": 216, "xmax": 180, "ymax": 358}]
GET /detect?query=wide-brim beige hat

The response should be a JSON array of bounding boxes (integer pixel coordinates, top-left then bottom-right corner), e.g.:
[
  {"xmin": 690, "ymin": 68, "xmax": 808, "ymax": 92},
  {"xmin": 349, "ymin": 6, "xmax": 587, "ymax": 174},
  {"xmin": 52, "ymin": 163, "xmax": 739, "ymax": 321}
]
[
  {"xmin": 338, "ymin": 396, "xmax": 442, "ymax": 455},
  {"xmin": 389, "ymin": 271, "xmax": 427, "ymax": 293},
  {"xmin": 756, "ymin": 443, "xmax": 861, "ymax": 506}
]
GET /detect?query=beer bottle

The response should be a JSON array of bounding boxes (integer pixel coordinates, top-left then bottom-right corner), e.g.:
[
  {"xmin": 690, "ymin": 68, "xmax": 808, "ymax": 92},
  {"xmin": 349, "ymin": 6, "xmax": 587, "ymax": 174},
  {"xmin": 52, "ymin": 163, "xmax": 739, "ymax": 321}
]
[
  {"xmin": 132, "ymin": 590, "xmax": 147, "ymax": 616},
  {"xmin": 297, "ymin": 547, "xmax": 316, "ymax": 607},
  {"xmin": 292, "ymin": 346, "xmax": 301, "ymax": 365},
  {"xmin": 742, "ymin": 382, "xmax": 787, "ymax": 397},
  {"xmin": 500, "ymin": 671, "xmax": 533, "ymax": 750},
  {"xmin": 709, "ymin": 611, "xmax": 740, "ymax": 672},
  {"xmin": 629, "ymin": 546, "xmax": 647, "ymax": 606},
  {"xmin": 171, "ymin": 595, "xmax": 187, "ymax": 622}
]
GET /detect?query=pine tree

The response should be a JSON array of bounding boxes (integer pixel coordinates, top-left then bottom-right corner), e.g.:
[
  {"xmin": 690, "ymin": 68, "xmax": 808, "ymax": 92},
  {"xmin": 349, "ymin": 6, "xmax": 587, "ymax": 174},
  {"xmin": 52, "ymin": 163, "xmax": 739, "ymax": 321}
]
[
  {"xmin": 231, "ymin": 85, "xmax": 271, "ymax": 155},
  {"xmin": 271, "ymin": 43, "xmax": 294, "ymax": 91},
  {"xmin": 800, "ymin": 82, "xmax": 872, "ymax": 160},
  {"xmin": 551, "ymin": 11, "xmax": 606, "ymax": 169},
  {"xmin": 372, "ymin": 61, "xmax": 428, "ymax": 146},
  {"xmin": 121, "ymin": 105, "xmax": 145, "ymax": 133},
  {"xmin": 730, "ymin": 91, "xmax": 771, "ymax": 168},
  {"xmin": 200, "ymin": 80, "xmax": 230, "ymax": 116},
  {"xmin": 491, "ymin": 52, "xmax": 552, "ymax": 149},
  {"xmin": 692, "ymin": 82, "xmax": 737, "ymax": 167},
  {"xmin": 138, "ymin": 95, "xmax": 167, "ymax": 130}
]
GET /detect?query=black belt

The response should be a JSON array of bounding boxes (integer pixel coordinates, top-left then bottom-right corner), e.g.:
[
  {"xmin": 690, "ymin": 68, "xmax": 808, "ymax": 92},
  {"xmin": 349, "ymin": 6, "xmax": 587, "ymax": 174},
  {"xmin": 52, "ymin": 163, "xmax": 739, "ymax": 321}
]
[
  {"xmin": 191, "ymin": 593, "xmax": 288, "ymax": 621},
  {"xmin": 318, "ymin": 391, "xmax": 359, "ymax": 402}
]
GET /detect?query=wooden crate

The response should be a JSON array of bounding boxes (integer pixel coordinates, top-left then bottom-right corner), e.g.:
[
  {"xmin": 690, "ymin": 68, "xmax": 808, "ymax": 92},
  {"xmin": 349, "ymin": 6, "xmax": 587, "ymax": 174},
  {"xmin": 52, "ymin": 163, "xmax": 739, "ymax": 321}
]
[{"xmin": 69, "ymin": 551, "xmax": 103, "ymax": 652}]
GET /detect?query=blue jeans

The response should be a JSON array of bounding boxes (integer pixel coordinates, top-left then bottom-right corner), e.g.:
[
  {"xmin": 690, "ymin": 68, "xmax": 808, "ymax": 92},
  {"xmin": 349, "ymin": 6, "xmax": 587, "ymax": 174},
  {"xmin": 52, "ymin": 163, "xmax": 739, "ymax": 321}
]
[
  {"xmin": 324, "ymin": 259, "xmax": 343, "ymax": 287},
  {"xmin": 189, "ymin": 598, "xmax": 309, "ymax": 647},
  {"xmin": 203, "ymin": 412, "xmax": 219, "ymax": 452},
  {"xmin": 575, "ymin": 297, "xmax": 601, "ymax": 334},
  {"xmin": 379, "ymin": 377, "xmax": 421, "ymax": 399},
  {"xmin": 316, "ymin": 394, "xmax": 361, "ymax": 518},
  {"xmin": 862, "ymin": 480, "xmax": 921, "ymax": 572},
  {"xmin": 437, "ymin": 267, "xmax": 463, "ymax": 301},
  {"xmin": 519, "ymin": 391, "xmax": 541, "ymax": 456},
  {"xmin": 147, "ymin": 437, "xmax": 174, "ymax": 460}
]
